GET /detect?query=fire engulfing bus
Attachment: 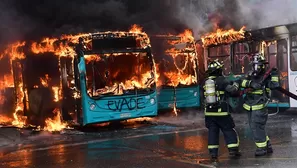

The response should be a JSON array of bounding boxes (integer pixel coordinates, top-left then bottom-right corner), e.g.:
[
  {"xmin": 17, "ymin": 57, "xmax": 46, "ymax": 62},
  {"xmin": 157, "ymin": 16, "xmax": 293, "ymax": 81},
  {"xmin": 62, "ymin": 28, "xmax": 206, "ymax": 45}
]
[
  {"xmin": 150, "ymin": 31, "xmax": 201, "ymax": 114},
  {"xmin": 200, "ymin": 23, "xmax": 297, "ymax": 111},
  {"xmin": 71, "ymin": 31, "xmax": 158, "ymax": 125},
  {"xmin": 0, "ymin": 26, "xmax": 157, "ymax": 128},
  {"xmin": 0, "ymin": 41, "xmax": 67, "ymax": 128}
]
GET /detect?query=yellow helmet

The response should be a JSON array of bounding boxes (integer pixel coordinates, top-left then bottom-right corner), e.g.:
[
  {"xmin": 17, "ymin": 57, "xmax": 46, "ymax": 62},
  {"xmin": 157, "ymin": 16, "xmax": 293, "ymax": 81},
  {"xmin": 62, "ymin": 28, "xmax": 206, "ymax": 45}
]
[{"xmin": 207, "ymin": 59, "xmax": 223, "ymax": 75}]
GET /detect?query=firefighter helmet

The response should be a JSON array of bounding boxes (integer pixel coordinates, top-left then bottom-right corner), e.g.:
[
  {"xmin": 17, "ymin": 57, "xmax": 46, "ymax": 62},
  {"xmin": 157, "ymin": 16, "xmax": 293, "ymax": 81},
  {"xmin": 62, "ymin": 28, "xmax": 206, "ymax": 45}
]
[
  {"xmin": 207, "ymin": 59, "xmax": 224, "ymax": 76},
  {"xmin": 252, "ymin": 53, "xmax": 268, "ymax": 74}
]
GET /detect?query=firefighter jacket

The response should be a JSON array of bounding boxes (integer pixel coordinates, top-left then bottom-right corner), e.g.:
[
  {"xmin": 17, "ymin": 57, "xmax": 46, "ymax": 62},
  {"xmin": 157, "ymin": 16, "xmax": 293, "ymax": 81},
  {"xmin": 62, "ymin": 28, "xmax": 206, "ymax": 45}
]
[
  {"xmin": 239, "ymin": 70, "xmax": 280, "ymax": 111},
  {"xmin": 203, "ymin": 76, "xmax": 239, "ymax": 116}
]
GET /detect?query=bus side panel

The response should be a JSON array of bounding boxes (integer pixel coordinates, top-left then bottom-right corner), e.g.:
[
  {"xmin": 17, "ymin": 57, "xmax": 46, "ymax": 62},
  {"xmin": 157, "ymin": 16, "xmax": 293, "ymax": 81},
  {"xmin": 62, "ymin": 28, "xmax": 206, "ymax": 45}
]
[
  {"xmin": 175, "ymin": 86, "xmax": 200, "ymax": 108},
  {"xmin": 157, "ymin": 88, "xmax": 174, "ymax": 110},
  {"xmin": 82, "ymin": 91, "xmax": 158, "ymax": 126},
  {"xmin": 288, "ymin": 71, "xmax": 297, "ymax": 107}
]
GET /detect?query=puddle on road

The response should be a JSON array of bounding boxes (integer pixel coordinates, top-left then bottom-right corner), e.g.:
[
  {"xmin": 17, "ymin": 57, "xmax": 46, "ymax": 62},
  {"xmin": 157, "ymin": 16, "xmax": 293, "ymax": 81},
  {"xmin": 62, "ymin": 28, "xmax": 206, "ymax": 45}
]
[{"xmin": 150, "ymin": 125, "xmax": 178, "ymax": 131}]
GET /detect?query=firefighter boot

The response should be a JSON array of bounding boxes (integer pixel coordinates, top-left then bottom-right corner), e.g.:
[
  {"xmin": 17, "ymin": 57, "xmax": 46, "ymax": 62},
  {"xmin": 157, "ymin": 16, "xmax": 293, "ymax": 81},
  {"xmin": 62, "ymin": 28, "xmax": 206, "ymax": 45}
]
[
  {"xmin": 229, "ymin": 147, "xmax": 241, "ymax": 157},
  {"xmin": 209, "ymin": 149, "xmax": 218, "ymax": 163},
  {"xmin": 267, "ymin": 140, "xmax": 273, "ymax": 154},
  {"xmin": 210, "ymin": 155, "xmax": 218, "ymax": 164},
  {"xmin": 255, "ymin": 147, "xmax": 267, "ymax": 156}
]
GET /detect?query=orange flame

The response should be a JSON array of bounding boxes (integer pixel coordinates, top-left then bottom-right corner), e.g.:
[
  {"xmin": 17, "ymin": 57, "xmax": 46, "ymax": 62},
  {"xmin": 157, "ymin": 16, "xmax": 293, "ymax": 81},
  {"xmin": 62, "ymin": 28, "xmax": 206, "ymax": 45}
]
[
  {"xmin": 164, "ymin": 72, "xmax": 195, "ymax": 87},
  {"xmin": 0, "ymin": 115, "xmax": 12, "ymax": 124},
  {"xmin": 173, "ymin": 104, "xmax": 179, "ymax": 116},
  {"xmin": 31, "ymin": 37, "xmax": 75, "ymax": 57},
  {"xmin": 11, "ymin": 62, "xmax": 27, "ymax": 127},
  {"xmin": 125, "ymin": 117, "xmax": 153, "ymax": 123},
  {"xmin": 40, "ymin": 74, "xmax": 50, "ymax": 87},
  {"xmin": 44, "ymin": 108, "xmax": 67, "ymax": 132},
  {"xmin": 90, "ymin": 70, "xmax": 154, "ymax": 96},
  {"xmin": 0, "ymin": 41, "xmax": 26, "ymax": 60},
  {"xmin": 129, "ymin": 24, "xmax": 143, "ymax": 34},
  {"xmin": 179, "ymin": 29, "xmax": 195, "ymax": 43},
  {"xmin": 85, "ymin": 55, "xmax": 101, "ymax": 64},
  {"xmin": 52, "ymin": 86, "xmax": 60, "ymax": 102},
  {"xmin": 201, "ymin": 26, "xmax": 246, "ymax": 47},
  {"xmin": 12, "ymin": 106, "xmax": 27, "ymax": 127},
  {"xmin": 0, "ymin": 75, "xmax": 14, "ymax": 88}
]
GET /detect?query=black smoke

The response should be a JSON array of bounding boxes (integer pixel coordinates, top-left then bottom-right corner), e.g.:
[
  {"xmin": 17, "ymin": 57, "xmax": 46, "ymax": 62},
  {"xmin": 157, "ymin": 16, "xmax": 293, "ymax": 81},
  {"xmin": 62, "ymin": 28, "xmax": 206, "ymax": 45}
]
[
  {"xmin": 1, "ymin": 0, "xmax": 296, "ymax": 47},
  {"xmin": 0, "ymin": 0, "xmax": 189, "ymax": 47}
]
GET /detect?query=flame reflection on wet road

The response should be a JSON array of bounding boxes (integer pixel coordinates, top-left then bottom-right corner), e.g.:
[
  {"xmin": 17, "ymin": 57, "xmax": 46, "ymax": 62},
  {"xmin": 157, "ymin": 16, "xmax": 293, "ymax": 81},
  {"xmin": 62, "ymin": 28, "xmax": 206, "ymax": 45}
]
[{"xmin": 1, "ymin": 114, "xmax": 297, "ymax": 168}]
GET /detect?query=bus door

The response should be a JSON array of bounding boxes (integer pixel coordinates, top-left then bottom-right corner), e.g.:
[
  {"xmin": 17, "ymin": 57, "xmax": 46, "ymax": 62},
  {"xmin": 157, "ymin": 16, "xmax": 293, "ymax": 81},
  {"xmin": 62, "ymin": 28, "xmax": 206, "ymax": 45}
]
[
  {"xmin": 266, "ymin": 39, "xmax": 290, "ymax": 107},
  {"xmin": 289, "ymin": 35, "xmax": 297, "ymax": 107}
]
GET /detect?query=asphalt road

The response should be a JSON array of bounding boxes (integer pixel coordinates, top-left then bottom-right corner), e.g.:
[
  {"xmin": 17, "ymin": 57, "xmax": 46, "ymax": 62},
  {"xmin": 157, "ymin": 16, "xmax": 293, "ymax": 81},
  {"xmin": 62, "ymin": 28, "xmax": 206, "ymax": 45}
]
[{"xmin": 1, "ymin": 111, "xmax": 297, "ymax": 168}]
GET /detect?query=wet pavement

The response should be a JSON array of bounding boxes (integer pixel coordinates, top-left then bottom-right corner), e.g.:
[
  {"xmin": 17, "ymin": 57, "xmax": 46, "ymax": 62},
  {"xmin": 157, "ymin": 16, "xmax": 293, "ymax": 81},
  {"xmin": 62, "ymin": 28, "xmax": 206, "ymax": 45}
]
[{"xmin": 1, "ymin": 111, "xmax": 297, "ymax": 168}]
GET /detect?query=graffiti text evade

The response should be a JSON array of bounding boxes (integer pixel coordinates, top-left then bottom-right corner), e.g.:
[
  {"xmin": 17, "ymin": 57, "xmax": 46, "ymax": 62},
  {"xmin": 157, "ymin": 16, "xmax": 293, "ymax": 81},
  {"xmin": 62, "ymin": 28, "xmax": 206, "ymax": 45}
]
[{"xmin": 107, "ymin": 97, "xmax": 145, "ymax": 112}]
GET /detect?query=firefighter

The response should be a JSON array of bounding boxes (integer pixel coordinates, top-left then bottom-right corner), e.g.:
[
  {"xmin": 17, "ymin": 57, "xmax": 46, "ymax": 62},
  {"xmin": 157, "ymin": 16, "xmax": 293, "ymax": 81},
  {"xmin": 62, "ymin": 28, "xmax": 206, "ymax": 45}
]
[
  {"xmin": 203, "ymin": 60, "xmax": 241, "ymax": 162},
  {"xmin": 237, "ymin": 53, "xmax": 279, "ymax": 156}
]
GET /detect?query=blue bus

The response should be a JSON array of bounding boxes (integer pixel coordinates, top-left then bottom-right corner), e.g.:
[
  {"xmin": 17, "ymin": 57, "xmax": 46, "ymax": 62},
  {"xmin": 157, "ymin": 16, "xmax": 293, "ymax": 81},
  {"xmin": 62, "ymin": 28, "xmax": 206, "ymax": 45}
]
[
  {"xmin": 200, "ymin": 23, "xmax": 297, "ymax": 112},
  {"xmin": 72, "ymin": 31, "xmax": 158, "ymax": 126},
  {"xmin": 150, "ymin": 34, "xmax": 201, "ymax": 113}
]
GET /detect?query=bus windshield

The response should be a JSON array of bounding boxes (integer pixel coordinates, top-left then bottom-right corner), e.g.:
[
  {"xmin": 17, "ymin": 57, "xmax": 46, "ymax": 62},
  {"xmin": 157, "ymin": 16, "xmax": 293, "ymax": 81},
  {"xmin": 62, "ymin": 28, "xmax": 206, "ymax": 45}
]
[{"xmin": 85, "ymin": 52, "xmax": 154, "ymax": 97}]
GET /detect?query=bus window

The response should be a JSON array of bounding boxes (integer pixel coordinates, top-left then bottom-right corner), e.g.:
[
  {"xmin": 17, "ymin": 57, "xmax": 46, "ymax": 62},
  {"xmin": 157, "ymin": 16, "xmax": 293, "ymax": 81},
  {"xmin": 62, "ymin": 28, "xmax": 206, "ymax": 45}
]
[
  {"xmin": 208, "ymin": 45, "xmax": 231, "ymax": 75},
  {"xmin": 233, "ymin": 42, "xmax": 260, "ymax": 74},
  {"xmin": 209, "ymin": 45, "xmax": 230, "ymax": 57},
  {"xmin": 233, "ymin": 42, "xmax": 251, "ymax": 74},
  {"xmin": 267, "ymin": 42, "xmax": 277, "ymax": 68},
  {"xmin": 291, "ymin": 36, "xmax": 297, "ymax": 71}
]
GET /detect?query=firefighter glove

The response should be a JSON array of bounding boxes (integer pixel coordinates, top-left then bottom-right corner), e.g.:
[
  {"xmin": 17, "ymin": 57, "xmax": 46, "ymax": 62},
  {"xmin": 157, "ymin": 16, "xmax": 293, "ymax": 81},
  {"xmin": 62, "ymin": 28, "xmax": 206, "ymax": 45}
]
[
  {"xmin": 250, "ymin": 81, "xmax": 262, "ymax": 89},
  {"xmin": 226, "ymin": 84, "xmax": 236, "ymax": 93}
]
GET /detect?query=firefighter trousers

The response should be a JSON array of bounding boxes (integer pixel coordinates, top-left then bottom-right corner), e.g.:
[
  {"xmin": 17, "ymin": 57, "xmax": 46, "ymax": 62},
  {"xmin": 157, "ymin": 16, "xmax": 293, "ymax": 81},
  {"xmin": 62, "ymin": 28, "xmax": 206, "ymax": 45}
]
[
  {"xmin": 247, "ymin": 108, "xmax": 270, "ymax": 149},
  {"xmin": 205, "ymin": 115, "xmax": 239, "ymax": 156}
]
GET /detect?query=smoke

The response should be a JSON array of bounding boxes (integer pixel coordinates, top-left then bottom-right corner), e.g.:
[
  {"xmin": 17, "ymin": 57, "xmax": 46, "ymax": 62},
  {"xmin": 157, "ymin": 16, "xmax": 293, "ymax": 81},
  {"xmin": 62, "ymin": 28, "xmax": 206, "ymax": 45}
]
[
  {"xmin": 0, "ymin": 0, "xmax": 187, "ymax": 47},
  {"xmin": 176, "ymin": 0, "xmax": 297, "ymax": 38},
  {"xmin": 1, "ymin": 0, "xmax": 297, "ymax": 47},
  {"xmin": 175, "ymin": 0, "xmax": 242, "ymax": 38},
  {"xmin": 0, "ymin": 0, "xmax": 36, "ymax": 47},
  {"xmin": 237, "ymin": 0, "xmax": 297, "ymax": 29}
]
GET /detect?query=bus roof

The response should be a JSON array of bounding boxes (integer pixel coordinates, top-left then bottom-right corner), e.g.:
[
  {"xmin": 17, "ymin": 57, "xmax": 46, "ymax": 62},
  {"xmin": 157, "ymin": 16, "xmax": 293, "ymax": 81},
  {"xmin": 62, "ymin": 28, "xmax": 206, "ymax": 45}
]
[
  {"xmin": 248, "ymin": 22, "xmax": 297, "ymax": 40},
  {"xmin": 81, "ymin": 31, "xmax": 151, "ymax": 55},
  {"xmin": 198, "ymin": 22, "xmax": 297, "ymax": 47}
]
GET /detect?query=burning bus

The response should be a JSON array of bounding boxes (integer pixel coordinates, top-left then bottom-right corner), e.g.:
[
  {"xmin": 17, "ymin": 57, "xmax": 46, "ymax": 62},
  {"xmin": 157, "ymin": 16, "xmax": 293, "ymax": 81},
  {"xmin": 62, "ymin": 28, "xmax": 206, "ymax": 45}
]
[
  {"xmin": 150, "ymin": 30, "xmax": 201, "ymax": 114},
  {"xmin": 200, "ymin": 23, "xmax": 297, "ymax": 111},
  {"xmin": 0, "ymin": 25, "xmax": 157, "ymax": 128},
  {"xmin": 0, "ymin": 40, "xmax": 65, "ymax": 129},
  {"xmin": 71, "ymin": 31, "xmax": 158, "ymax": 125}
]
